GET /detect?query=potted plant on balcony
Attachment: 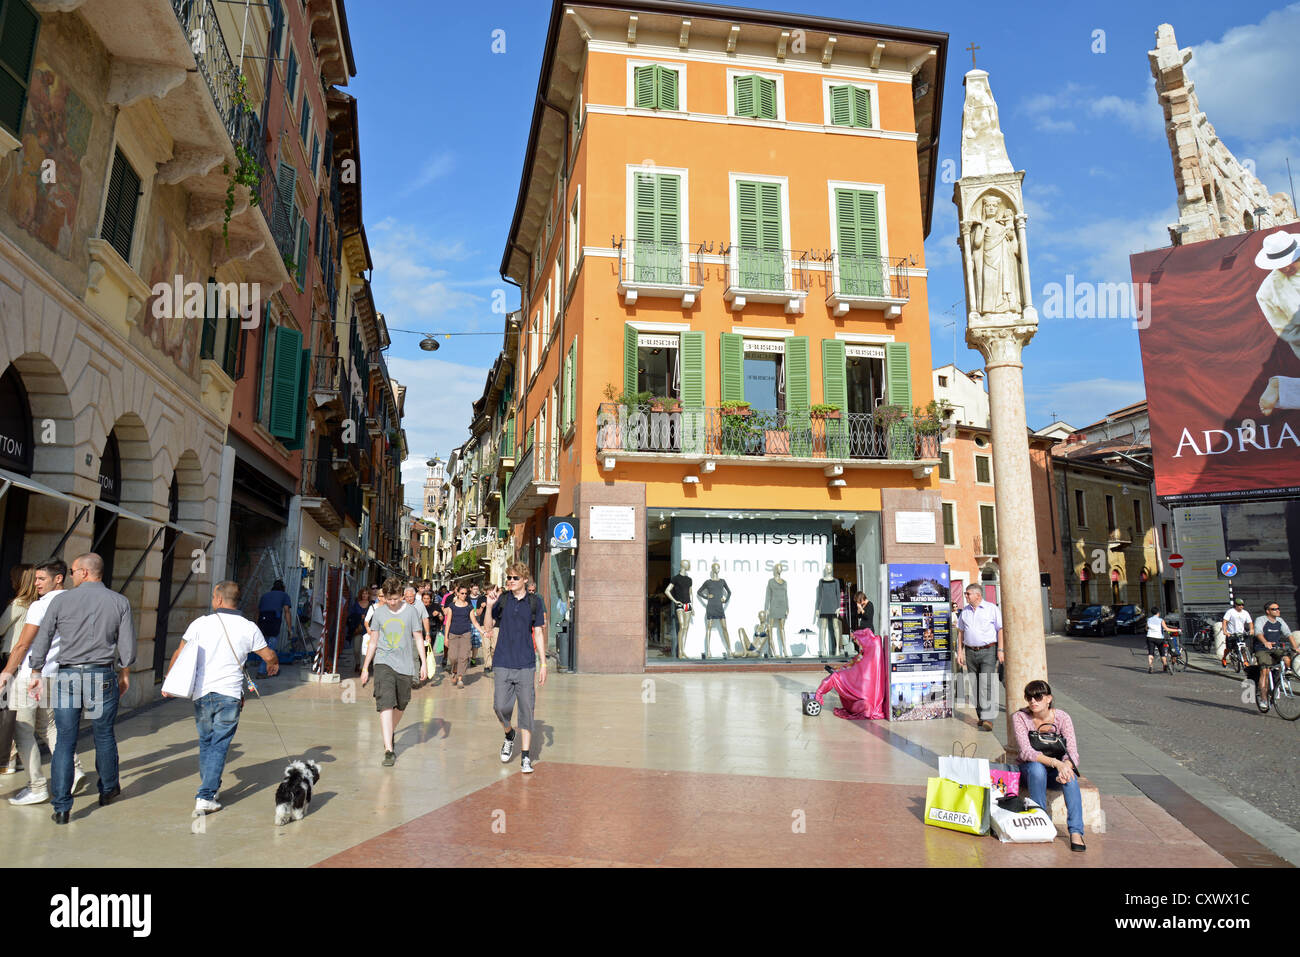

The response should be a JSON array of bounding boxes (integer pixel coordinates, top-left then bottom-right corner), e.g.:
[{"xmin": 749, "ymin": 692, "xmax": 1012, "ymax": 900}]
[
  {"xmin": 719, "ymin": 400, "xmax": 752, "ymax": 417},
  {"xmin": 649, "ymin": 394, "xmax": 682, "ymax": 413},
  {"xmin": 871, "ymin": 404, "xmax": 914, "ymax": 460},
  {"xmin": 760, "ymin": 411, "xmax": 791, "ymax": 455},
  {"xmin": 810, "ymin": 403, "xmax": 842, "ymax": 420}
]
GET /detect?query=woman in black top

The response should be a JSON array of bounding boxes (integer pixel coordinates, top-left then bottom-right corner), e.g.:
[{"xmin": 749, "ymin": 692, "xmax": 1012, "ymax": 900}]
[
  {"xmin": 444, "ymin": 586, "xmax": 475, "ymax": 688},
  {"xmin": 848, "ymin": 591, "xmax": 875, "ymax": 634}
]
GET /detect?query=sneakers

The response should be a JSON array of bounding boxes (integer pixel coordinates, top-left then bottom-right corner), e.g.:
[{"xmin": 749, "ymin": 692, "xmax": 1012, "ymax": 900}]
[
  {"xmin": 71, "ymin": 770, "xmax": 87, "ymax": 795},
  {"xmin": 382, "ymin": 750, "xmax": 396, "ymax": 767},
  {"xmin": 521, "ymin": 756, "xmax": 534, "ymax": 774},
  {"xmin": 9, "ymin": 786, "xmax": 49, "ymax": 806},
  {"xmin": 499, "ymin": 736, "xmax": 514, "ymax": 763},
  {"xmin": 194, "ymin": 798, "xmax": 222, "ymax": 813}
]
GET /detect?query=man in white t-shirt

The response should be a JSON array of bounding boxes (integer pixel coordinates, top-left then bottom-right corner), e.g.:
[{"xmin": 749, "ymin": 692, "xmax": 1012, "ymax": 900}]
[
  {"xmin": 1222, "ymin": 599, "xmax": 1254, "ymax": 665},
  {"xmin": 0, "ymin": 560, "xmax": 86, "ymax": 805},
  {"xmin": 164, "ymin": 580, "xmax": 278, "ymax": 813}
]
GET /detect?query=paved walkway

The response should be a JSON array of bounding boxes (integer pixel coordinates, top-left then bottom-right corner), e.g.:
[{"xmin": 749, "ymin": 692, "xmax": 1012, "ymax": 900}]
[{"xmin": 0, "ymin": 657, "xmax": 1289, "ymax": 867}]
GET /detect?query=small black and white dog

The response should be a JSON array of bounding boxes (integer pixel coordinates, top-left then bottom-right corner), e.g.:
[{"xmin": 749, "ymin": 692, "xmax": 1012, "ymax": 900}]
[{"xmin": 274, "ymin": 760, "xmax": 321, "ymax": 826}]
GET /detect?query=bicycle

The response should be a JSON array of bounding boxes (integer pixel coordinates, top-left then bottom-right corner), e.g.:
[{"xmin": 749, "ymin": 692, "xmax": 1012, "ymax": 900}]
[
  {"xmin": 1183, "ymin": 614, "xmax": 1214, "ymax": 654},
  {"xmin": 1161, "ymin": 637, "xmax": 1187, "ymax": 673},
  {"xmin": 1255, "ymin": 650, "xmax": 1300, "ymax": 721},
  {"xmin": 1223, "ymin": 634, "xmax": 1249, "ymax": 674}
]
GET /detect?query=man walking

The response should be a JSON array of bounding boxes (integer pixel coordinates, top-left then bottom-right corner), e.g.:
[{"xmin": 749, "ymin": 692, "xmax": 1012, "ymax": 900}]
[
  {"xmin": 0, "ymin": 560, "xmax": 86, "ymax": 805},
  {"xmin": 255, "ymin": 580, "xmax": 293, "ymax": 672},
  {"xmin": 163, "ymin": 581, "xmax": 278, "ymax": 812},
  {"xmin": 485, "ymin": 563, "xmax": 546, "ymax": 774},
  {"xmin": 27, "ymin": 553, "xmax": 134, "ymax": 824},
  {"xmin": 1252, "ymin": 601, "xmax": 1298, "ymax": 710},
  {"xmin": 955, "ymin": 584, "xmax": 1003, "ymax": 732},
  {"xmin": 361, "ymin": 578, "xmax": 427, "ymax": 766}
]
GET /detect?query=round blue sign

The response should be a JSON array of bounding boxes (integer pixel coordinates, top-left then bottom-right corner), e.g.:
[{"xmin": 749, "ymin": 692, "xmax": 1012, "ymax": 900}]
[
  {"xmin": 1220, "ymin": 561, "xmax": 1238, "ymax": 578},
  {"xmin": 554, "ymin": 521, "xmax": 575, "ymax": 544}
]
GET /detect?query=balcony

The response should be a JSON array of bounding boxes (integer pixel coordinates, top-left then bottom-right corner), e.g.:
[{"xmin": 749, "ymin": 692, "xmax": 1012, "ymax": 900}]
[
  {"xmin": 724, "ymin": 246, "xmax": 812, "ymax": 314},
  {"xmin": 309, "ymin": 354, "xmax": 345, "ymax": 418},
  {"xmin": 1108, "ymin": 527, "xmax": 1134, "ymax": 549},
  {"xmin": 826, "ymin": 255, "xmax": 912, "ymax": 318},
  {"xmin": 505, "ymin": 443, "xmax": 560, "ymax": 521},
  {"xmin": 594, "ymin": 403, "xmax": 941, "ymax": 477},
  {"xmin": 302, "ymin": 454, "xmax": 347, "ymax": 532},
  {"xmin": 617, "ymin": 239, "xmax": 705, "ymax": 307}
]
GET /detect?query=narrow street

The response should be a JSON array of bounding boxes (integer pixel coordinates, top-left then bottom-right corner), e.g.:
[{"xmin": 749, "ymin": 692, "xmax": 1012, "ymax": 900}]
[{"xmin": 1047, "ymin": 633, "xmax": 1300, "ymax": 832}]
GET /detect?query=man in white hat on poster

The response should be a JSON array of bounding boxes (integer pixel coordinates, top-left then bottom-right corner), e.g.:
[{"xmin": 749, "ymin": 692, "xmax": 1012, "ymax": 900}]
[{"xmin": 1254, "ymin": 230, "xmax": 1300, "ymax": 414}]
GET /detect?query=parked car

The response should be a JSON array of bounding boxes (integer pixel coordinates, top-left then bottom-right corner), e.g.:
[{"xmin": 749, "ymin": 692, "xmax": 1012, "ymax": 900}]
[
  {"xmin": 1067, "ymin": 604, "xmax": 1117, "ymax": 636},
  {"xmin": 1115, "ymin": 604, "xmax": 1145, "ymax": 634}
]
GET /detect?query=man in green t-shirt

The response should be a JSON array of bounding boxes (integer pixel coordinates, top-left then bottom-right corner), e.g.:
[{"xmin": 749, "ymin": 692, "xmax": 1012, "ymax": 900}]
[{"xmin": 361, "ymin": 578, "xmax": 427, "ymax": 766}]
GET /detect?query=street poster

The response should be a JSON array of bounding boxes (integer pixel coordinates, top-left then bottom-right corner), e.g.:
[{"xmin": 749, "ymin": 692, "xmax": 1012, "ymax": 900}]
[{"xmin": 887, "ymin": 563, "xmax": 953, "ymax": 720}]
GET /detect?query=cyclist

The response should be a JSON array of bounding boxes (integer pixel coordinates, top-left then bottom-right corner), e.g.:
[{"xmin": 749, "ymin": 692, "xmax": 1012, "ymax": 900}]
[
  {"xmin": 1145, "ymin": 610, "xmax": 1173, "ymax": 674},
  {"xmin": 1222, "ymin": 599, "xmax": 1253, "ymax": 666},
  {"xmin": 1252, "ymin": 602, "xmax": 1299, "ymax": 710}
]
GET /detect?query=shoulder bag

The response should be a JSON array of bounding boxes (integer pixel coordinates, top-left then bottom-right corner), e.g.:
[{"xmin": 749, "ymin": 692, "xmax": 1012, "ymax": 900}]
[{"xmin": 1027, "ymin": 719, "xmax": 1069, "ymax": 761}]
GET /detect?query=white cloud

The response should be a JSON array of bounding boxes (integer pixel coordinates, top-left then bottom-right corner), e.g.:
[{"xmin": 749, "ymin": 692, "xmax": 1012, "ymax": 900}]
[
  {"xmin": 398, "ymin": 152, "xmax": 456, "ymax": 196},
  {"xmin": 1032, "ymin": 204, "xmax": 1177, "ymax": 285},
  {"xmin": 369, "ymin": 219, "xmax": 490, "ymax": 323},
  {"xmin": 1018, "ymin": 82, "xmax": 1161, "ymax": 139},
  {"xmin": 1025, "ymin": 377, "xmax": 1146, "ymax": 430},
  {"xmin": 386, "ymin": 355, "xmax": 491, "ymax": 473}
]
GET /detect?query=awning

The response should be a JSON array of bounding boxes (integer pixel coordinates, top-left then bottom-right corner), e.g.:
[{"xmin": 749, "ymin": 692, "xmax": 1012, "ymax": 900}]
[{"xmin": 0, "ymin": 465, "xmax": 207, "ymax": 540}]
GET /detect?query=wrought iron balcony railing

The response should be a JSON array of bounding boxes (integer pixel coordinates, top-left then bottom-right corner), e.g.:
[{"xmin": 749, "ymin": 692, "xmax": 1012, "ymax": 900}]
[
  {"xmin": 832, "ymin": 254, "xmax": 911, "ymax": 300},
  {"xmin": 310, "ymin": 354, "xmax": 342, "ymax": 394},
  {"xmin": 616, "ymin": 238, "xmax": 705, "ymax": 305},
  {"xmin": 595, "ymin": 403, "xmax": 941, "ymax": 462}
]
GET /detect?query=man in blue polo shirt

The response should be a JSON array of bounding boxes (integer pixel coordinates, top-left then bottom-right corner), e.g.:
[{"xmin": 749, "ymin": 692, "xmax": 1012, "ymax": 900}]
[
  {"xmin": 485, "ymin": 562, "xmax": 547, "ymax": 774},
  {"xmin": 956, "ymin": 584, "xmax": 1003, "ymax": 731}
]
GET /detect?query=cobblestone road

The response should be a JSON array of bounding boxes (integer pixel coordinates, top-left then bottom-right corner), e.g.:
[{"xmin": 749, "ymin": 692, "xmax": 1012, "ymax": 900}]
[{"xmin": 1047, "ymin": 632, "xmax": 1300, "ymax": 833}]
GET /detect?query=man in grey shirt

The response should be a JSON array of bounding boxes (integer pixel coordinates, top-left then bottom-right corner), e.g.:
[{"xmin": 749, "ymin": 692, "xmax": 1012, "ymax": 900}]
[
  {"xmin": 27, "ymin": 552, "xmax": 135, "ymax": 824},
  {"xmin": 361, "ymin": 579, "xmax": 427, "ymax": 767}
]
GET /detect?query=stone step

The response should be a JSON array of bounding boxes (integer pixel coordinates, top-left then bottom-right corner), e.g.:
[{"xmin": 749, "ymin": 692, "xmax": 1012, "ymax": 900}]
[{"xmin": 1042, "ymin": 776, "xmax": 1105, "ymax": 833}]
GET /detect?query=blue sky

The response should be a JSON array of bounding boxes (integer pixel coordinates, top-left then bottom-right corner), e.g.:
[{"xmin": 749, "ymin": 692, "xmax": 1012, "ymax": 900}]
[{"xmin": 339, "ymin": 1, "xmax": 1300, "ymax": 507}]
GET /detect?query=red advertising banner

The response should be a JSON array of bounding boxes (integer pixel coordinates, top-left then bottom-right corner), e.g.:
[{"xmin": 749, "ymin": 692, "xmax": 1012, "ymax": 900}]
[{"xmin": 1132, "ymin": 229, "xmax": 1300, "ymax": 503}]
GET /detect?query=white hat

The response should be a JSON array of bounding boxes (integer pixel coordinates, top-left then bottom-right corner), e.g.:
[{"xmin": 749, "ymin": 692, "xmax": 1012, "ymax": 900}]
[{"xmin": 1255, "ymin": 230, "xmax": 1300, "ymax": 270}]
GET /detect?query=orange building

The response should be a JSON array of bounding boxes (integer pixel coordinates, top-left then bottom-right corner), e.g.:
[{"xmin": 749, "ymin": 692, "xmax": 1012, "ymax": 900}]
[{"xmin": 499, "ymin": 1, "xmax": 948, "ymax": 671}]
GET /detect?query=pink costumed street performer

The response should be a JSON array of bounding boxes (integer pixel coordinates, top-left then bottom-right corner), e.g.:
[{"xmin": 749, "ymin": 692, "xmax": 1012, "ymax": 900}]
[{"xmin": 813, "ymin": 628, "xmax": 886, "ymax": 720}]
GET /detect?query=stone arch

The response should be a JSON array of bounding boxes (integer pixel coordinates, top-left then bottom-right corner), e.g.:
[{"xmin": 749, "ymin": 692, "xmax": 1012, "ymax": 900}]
[
  {"xmin": 966, "ymin": 187, "xmax": 1020, "ymax": 223},
  {"xmin": 151, "ymin": 448, "xmax": 210, "ymax": 680}
]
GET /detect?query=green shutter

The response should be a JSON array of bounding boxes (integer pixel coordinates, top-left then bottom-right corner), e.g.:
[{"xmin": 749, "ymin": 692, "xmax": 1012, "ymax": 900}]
[
  {"xmin": 836, "ymin": 189, "xmax": 882, "ymax": 296},
  {"xmin": 820, "ymin": 339, "xmax": 846, "ymax": 409},
  {"xmin": 734, "ymin": 75, "xmax": 755, "ymax": 117},
  {"xmin": 296, "ymin": 217, "xmax": 309, "ymax": 286},
  {"xmin": 785, "ymin": 336, "xmax": 811, "ymax": 456},
  {"xmin": 829, "ymin": 85, "xmax": 852, "ymax": 126},
  {"xmin": 885, "ymin": 342, "xmax": 912, "ymax": 408},
  {"xmin": 633, "ymin": 173, "xmax": 657, "ymax": 243},
  {"xmin": 719, "ymin": 332, "xmax": 743, "ymax": 404},
  {"xmin": 255, "ymin": 307, "xmax": 272, "ymax": 420},
  {"xmin": 737, "ymin": 181, "xmax": 759, "ymax": 248},
  {"xmin": 737, "ymin": 181, "xmax": 783, "ymax": 291},
  {"xmin": 498, "ymin": 481, "xmax": 510, "ymax": 534},
  {"xmin": 655, "ymin": 65, "xmax": 678, "ymax": 110},
  {"xmin": 0, "ymin": 0, "xmax": 38, "ymax": 139},
  {"xmin": 852, "ymin": 86, "xmax": 872, "ymax": 127},
  {"xmin": 633, "ymin": 173, "xmax": 680, "ymax": 283},
  {"xmin": 757, "ymin": 77, "xmax": 776, "ymax": 119},
  {"xmin": 273, "ymin": 161, "xmax": 296, "ymax": 239},
  {"xmin": 981, "ymin": 505, "xmax": 997, "ymax": 556},
  {"xmin": 623, "ymin": 324, "xmax": 638, "ymax": 398},
  {"xmin": 942, "ymin": 503, "xmax": 955, "ymax": 546},
  {"xmin": 268, "ymin": 326, "xmax": 304, "ymax": 439},
  {"xmin": 634, "ymin": 65, "xmax": 655, "ymax": 107},
  {"xmin": 285, "ymin": 348, "xmax": 310, "ymax": 451},
  {"xmin": 562, "ymin": 345, "xmax": 571, "ymax": 428},
  {"xmin": 680, "ymin": 331, "xmax": 705, "ymax": 454}
]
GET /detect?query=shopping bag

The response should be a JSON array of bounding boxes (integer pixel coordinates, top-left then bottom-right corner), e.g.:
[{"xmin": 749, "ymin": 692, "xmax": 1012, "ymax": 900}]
[
  {"xmin": 433, "ymin": 632, "xmax": 445, "ymax": 655},
  {"xmin": 938, "ymin": 743, "xmax": 992, "ymax": 788},
  {"xmin": 990, "ymin": 795, "xmax": 1055, "ymax": 843},
  {"xmin": 989, "ymin": 761, "xmax": 1020, "ymax": 798},
  {"xmin": 924, "ymin": 777, "xmax": 990, "ymax": 835},
  {"xmin": 161, "ymin": 640, "xmax": 200, "ymax": 699}
]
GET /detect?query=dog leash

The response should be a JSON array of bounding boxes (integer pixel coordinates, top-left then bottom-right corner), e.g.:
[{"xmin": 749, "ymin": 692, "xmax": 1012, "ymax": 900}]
[{"xmin": 214, "ymin": 613, "xmax": 296, "ymax": 763}]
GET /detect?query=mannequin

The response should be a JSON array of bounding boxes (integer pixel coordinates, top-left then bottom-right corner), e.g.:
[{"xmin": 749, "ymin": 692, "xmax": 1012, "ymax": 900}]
[
  {"xmin": 814, "ymin": 563, "xmax": 842, "ymax": 657},
  {"xmin": 764, "ymin": 562, "xmax": 789, "ymax": 657},
  {"xmin": 696, "ymin": 563, "xmax": 732, "ymax": 658},
  {"xmin": 664, "ymin": 560, "xmax": 694, "ymax": 659},
  {"xmin": 741, "ymin": 610, "xmax": 772, "ymax": 657}
]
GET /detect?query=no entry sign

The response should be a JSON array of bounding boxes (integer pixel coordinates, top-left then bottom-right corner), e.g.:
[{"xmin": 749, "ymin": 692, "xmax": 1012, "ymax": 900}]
[{"xmin": 1168, "ymin": 553, "xmax": 1184, "ymax": 569}]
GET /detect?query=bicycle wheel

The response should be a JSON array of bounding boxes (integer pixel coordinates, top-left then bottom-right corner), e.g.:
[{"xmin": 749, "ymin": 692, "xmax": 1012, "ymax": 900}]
[
  {"xmin": 1274, "ymin": 677, "xmax": 1300, "ymax": 721},
  {"xmin": 1172, "ymin": 652, "xmax": 1188, "ymax": 672},
  {"xmin": 1231, "ymin": 652, "xmax": 1242, "ymax": 674}
]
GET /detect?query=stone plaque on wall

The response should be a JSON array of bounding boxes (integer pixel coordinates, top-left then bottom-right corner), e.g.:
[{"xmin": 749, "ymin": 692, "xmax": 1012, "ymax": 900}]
[
  {"xmin": 895, "ymin": 510, "xmax": 937, "ymax": 544},
  {"xmin": 588, "ymin": 505, "xmax": 636, "ymax": 541}
]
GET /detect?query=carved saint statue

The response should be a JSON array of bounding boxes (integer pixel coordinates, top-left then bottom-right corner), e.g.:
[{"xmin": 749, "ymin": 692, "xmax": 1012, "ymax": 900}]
[{"xmin": 972, "ymin": 195, "xmax": 1021, "ymax": 314}]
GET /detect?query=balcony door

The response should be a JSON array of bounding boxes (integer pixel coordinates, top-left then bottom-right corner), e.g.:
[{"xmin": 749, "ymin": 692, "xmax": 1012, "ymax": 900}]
[
  {"xmin": 635, "ymin": 334, "xmax": 680, "ymax": 400},
  {"xmin": 742, "ymin": 340, "xmax": 784, "ymax": 412},
  {"xmin": 632, "ymin": 172, "xmax": 682, "ymax": 284},
  {"xmin": 834, "ymin": 188, "xmax": 883, "ymax": 296},
  {"xmin": 736, "ymin": 180, "xmax": 783, "ymax": 290},
  {"xmin": 845, "ymin": 346, "xmax": 885, "ymax": 415}
]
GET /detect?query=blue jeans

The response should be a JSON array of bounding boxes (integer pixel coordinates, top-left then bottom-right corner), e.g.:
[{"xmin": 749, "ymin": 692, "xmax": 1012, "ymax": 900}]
[
  {"xmin": 1021, "ymin": 760, "xmax": 1084, "ymax": 836},
  {"xmin": 51, "ymin": 667, "xmax": 120, "ymax": 814},
  {"xmin": 193, "ymin": 692, "xmax": 242, "ymax": 801}
]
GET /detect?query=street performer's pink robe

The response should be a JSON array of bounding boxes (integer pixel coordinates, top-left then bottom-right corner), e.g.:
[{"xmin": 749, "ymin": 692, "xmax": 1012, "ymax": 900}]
[{"xmin": 814, "ymin": 628, "xmax": 886, "ymax": 720}]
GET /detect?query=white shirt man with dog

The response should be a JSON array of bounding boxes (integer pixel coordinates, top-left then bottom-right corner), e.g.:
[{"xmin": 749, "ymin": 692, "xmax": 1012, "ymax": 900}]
[{"xmin": 164, "ymin": 581, "xmax": 278, "ymax": 813}]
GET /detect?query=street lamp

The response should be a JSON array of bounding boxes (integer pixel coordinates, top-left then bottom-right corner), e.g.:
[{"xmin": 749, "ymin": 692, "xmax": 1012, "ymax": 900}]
[{"xmin": 419, "ymin": 335, "xmax": 440, "ymax": 352}]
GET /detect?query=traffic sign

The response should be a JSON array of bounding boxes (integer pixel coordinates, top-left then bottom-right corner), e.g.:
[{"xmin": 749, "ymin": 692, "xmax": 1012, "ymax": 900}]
[
  {"xmin": 1219, "ymin": 560, "xmax": 1238, "ymax": 578},
  {"xmin": 554, "ymin": 521, "xmax": 575, "ymax": 544},
  {"xmin": 1167, "ymin": 553, "xmax": 1184, "ymax": 569}
]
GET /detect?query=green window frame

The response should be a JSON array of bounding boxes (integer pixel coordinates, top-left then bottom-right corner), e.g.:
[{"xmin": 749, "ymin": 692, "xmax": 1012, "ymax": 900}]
[
  {"xmin": 828, "ymin": 84, "xmax": 872, "ymax": 128},
  {"xmin": 834, "ymin": 188, "xmax": 883, "ymax": 296},
  {"xmin": 0, "ymin": 0, "xmax": 40, "ymax": 140},
  {"xmin": 633, "ymin": 64, "xmax": 679, "ymax": 110},
  {"xmin": 735, "ymin": 180, "xmax": 783, "ymax": 291},
  {"xmin": 632, "ymin": 172, "xmax": 682, "ymax": 283},
  {"xmin": 733, "ymin": 74, "xmax": 777, "ymax": 119}
]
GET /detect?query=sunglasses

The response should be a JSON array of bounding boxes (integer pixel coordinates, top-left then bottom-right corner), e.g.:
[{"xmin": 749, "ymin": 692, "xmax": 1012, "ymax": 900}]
[
  {"xmin": 506, "ymin": 575, "xmax": 521, "ymax": 581},
  {"xmin": 1028, "ymin": 692, "xmax": 1050, "ymax": 701},
  {"xmin": 1268, "ymin": 606, "xmax": 1280, "ymax": 611}
]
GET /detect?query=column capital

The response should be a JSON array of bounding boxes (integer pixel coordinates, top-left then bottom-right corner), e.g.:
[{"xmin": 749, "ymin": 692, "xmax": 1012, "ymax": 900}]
[{"xmin": 966, "ymin": 323, "xmax": 1037, "ymax": 364}]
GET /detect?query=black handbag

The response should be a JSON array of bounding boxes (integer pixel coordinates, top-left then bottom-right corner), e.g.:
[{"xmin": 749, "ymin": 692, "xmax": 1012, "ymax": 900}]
[{"xmin": 1028, "ymin": 721, "xmax": 1068, "ymax": 760}]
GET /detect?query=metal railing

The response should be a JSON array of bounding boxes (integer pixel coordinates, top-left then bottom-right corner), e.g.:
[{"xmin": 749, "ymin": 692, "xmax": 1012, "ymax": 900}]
[
  {"xmin": 595, "ymin": 403, "xmax": 941, "ymax": 461},
  {"xmin": 505, "ymin": 445, "xmax": 534, "ymax": 512},
  {"xmin": 310, "ymin": 354, "xmax": 341, "ymax": 393},
  {"xmin": 618, "ymin": 238, "xmax": 701, "ymax": 286},
  {"xmin": 727, "ymin": 246, "xmax": 815, "ymax": 294},
  {"xmin": 303, "ymin": 454, "xmax": 346, "ymax": 518},
  {"xmin": 832, "ymin": 254, "xmax": 912, "ymax": 300}
]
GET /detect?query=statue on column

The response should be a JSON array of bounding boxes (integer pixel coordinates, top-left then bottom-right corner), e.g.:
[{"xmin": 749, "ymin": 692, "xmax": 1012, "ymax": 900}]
[{"xmin": 973, "ymin": 195, "xmax": 1022, "ymax": 314}]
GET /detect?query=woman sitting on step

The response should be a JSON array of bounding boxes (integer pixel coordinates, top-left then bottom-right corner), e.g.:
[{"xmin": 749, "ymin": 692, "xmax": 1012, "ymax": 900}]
[{"xmin": 1012, "ymin": 679, "xmax": 1086, "ymax": 851}]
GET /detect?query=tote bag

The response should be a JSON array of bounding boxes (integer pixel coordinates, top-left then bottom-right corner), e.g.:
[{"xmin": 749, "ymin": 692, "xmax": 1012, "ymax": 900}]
[
  {"xmin": 161, "ymin": 639, "xmax": 200, "ymax": 699},
  {"xmin": 924, "ymin": 777, "xmax": 990, "ymax": 835}
]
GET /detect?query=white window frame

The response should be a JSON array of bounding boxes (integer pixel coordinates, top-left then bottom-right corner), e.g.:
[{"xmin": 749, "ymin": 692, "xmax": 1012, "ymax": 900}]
[
  {"xmin": 568, "ymin": 186, "xmax": 582, "ymax": 283},
  {"xmin": 974, "ymin": 452, "xmax": 993, "ymax": 486},
  {"xmin": 941, "ymin": 500, "xmax": 959, "ymax": 548},
  {"xmin": 821, "ymin": 78, "xmax": 881, "ymax": 130},
  {"xmin": 725, "ymin": 68, "xmax": 786, "ymax": 122},
  {"xmin": 626, "ymin": 58, "xmax": 688, "ymax": 112},
  {"xmin": 826, "ymin": 179, "xmax": 890, "ymax": 286},
  {"xmin": 727, "ymin": 171, "xmax": 793, "ymax": 287},
  {"xmin": 625, "ymin": 164, "xmax": 692, "ymax": 277}
]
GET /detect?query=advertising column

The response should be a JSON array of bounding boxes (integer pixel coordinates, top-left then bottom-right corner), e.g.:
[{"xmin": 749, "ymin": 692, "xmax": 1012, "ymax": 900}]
[{"xmin": 887, "ymin": 563, "xmax": 954, "ymax": 720}]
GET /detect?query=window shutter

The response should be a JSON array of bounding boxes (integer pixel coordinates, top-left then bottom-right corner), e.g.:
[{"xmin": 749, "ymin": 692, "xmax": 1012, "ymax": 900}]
[
  {"xmin": 255, "ymin": 307, "xmax": 272, "ymax": 420},
  {"xmin": 821, "ymin": 339, "xmax": 846, "ymax": 409},
  {"xmin": 719, "ymin": 332, "xmax": 743, "ymax": 404},
  {"xmin": 734, "ymin": 75, "xmax": 755, "ymax": 117},
  {"xmin": 273, "ymin": 161, "xmax": 296, "ymax": 240},
  {"xmin": 100, "ymin": 149, "xmax": 141, "ymax": 263},
  {"xmin": 976, "ymin": 456, "xmax": 991, "ymax": 484},
  {"xmin": 980, "ymin": 505, "xmax": 998, "ymax": 556},
  {"xmin": 657, "ymin": 174, "xmax": 680, "ymax": 245},
  {"xmin": 623, "ymin": 324, "xmax": 638, "ymax": 398},
  {"xmin": 199, "ymin": 312, "xmax": 218, "ymax": 360},
  {"xmin": 835, "ymin": 189, "xmax": 859, "ymax": 259},
  {"xmin": 221, "ymin": 312, "xmax": 240, "ymax": 378},
  {"xmin": 857, "ymin": 190, "xmax": 880, "ymax": 259},
  {"xmin": 758, "ymin": 182, "xmax": 782, "ymax": 250},
  {"xmin": 655, "ymin": 65, "xmax": 678, "ymax": 110},
  {"xmin": 0, "ymin": 0, "xmax": 39, "ymax": 139},
  {"xmin": 680, "ymin": 331, "xmax": 704, "ymax": 407},
  {"xmin": 942, "ymin": 503, "xmax": 955, "ymax": 546},
  {"xmin": 285, "ymin": 348, "xmax": 310, "ymax": 451},
  {"xmin": 633, "ymin": 172, "xmax": 657, "ymax": 243},
  {"xmin": 286, "ymin": 47, "xmax": 298, "ymax": 100},
  {"xmin": 296, "ymin": 217, "xmax": 308, "ymax": 286},
  {"xmin": 299, "ymin": 101, "xmax": 310, "ymax": 144},
  {"xmin": 736, "ymin": 181, "xmax": 759, "ymax": 249},
  {"xmin": 562, "ymin": 342, "xmax": 573, "ymax": 429},
  {"xmin": 785, "ymin": 337, "xmax": 810, "ymax": 413},
  {"xmin": 885, "ymin": 342, "xmax": 912, "ymax": 409},
  {"xmin": 757, "ymin": 77, "xmax": 776, "ymax": 119},
  {"xmin": 268, "ymin": 326, "xmax": 304, "ymax": 439},
  {"xmin": 633, "ymin": 65, "xmax": 655, "ymax": 108},
  {"xmin": 829, "ymin": 85, "xmax": 852, "ymax": 126},
  {"xmin": 852, "ymin": 86, "xmax": 872, "ymax": 127}
]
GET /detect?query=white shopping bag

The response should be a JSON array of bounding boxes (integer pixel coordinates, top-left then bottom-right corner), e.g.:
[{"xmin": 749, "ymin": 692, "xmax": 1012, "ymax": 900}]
[
  {"xmin": 938, "ymin": 742, "xmax": 992, "ymax": 788},
  {"xmin": 990, "ymin": 797, "xmax": 1056, "ymax": 843},
  {"xmin": 161, "ymin": 640, "xmax": 200, "ymax": 698}
]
